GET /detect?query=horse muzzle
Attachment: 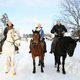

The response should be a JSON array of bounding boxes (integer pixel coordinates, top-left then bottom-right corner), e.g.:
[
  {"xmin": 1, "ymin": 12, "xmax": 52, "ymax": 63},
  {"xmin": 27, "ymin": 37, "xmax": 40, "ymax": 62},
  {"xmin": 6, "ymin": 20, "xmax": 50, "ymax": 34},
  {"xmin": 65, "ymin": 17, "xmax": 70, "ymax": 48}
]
[{"xmin": 68, "ymin": 52, "xmax": 73, "ymax": 57}]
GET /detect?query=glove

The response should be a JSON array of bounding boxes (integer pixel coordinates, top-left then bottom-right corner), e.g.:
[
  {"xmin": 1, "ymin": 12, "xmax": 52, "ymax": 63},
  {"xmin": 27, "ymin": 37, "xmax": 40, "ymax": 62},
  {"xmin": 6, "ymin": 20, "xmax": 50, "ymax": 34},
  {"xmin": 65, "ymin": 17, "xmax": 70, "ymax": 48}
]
[
  {"xmin": 54, "ymin": 32, "xmax": 57, "ymax": 35},
  {"xmin": 62, "ymin": 31, "xmax": 65, "ymax": 34},
  {"xmin": 32, "ymin": 29, "xmax": 34, "ymax": 32}
]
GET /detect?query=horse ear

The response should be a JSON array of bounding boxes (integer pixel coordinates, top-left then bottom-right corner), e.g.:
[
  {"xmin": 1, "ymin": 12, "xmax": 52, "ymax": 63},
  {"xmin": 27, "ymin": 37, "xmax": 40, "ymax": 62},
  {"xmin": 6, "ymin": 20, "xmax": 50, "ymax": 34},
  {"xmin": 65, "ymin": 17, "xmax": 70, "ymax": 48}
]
[
  {"xmin": 75, "ymin": 39, "xmax": 79, "ymax": 42},
  {"xmin": 32, "ymin": 30, "xmax": 34, "ymax": 33},
  {"xmin": 38, "ymin": 30, "xmax": 40, "ymax": 33}
]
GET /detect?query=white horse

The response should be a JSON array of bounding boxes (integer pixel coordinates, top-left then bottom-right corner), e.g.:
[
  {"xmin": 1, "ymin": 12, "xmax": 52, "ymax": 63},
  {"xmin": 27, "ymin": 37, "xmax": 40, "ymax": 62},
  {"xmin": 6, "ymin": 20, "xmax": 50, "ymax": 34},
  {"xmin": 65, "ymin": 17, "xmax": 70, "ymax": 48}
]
[{"xmin": 2, "ymin": 28, "xmax": 21, "ymax": 75}]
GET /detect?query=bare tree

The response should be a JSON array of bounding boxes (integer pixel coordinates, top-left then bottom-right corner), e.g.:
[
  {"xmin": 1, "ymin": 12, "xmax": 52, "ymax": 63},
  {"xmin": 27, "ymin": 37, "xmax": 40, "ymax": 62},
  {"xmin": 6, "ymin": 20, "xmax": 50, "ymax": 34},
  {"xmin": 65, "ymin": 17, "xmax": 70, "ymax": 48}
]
[{"xmin": 61, "ymin": 0, "xmax": 80, "ymax": 29}]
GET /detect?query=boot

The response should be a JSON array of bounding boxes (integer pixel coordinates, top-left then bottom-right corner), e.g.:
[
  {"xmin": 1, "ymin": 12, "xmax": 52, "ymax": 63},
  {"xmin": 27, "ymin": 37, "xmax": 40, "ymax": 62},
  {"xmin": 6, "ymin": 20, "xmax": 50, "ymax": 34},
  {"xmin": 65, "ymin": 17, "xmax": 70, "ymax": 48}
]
[
  {"xmin": 29, "ymin": 51, "xmax": 31, "ymax": 53},
  {"xmin": 50, "ymin": 51, "xmax": 53, "ymax": 54}
]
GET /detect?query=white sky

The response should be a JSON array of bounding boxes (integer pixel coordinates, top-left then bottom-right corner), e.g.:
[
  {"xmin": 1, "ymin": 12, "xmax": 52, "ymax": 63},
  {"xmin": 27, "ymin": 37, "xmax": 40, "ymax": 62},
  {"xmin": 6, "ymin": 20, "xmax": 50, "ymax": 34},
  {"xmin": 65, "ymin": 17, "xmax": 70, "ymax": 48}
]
[{"xmin": 0, "ymin": 0, "xmax": 63, "ymax": 34}]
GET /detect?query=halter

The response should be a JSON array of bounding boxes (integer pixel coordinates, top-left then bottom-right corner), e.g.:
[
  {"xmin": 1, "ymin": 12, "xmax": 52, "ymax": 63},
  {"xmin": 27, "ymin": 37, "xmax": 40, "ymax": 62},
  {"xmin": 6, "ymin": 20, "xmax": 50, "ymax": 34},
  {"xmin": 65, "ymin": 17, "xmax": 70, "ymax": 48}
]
[
  {"xmin": 6, "ymin": 31, "xmax": 21, "ymax": 46},
  {"xmin": 7, "ymin": 37, "xmax": 20, "ymax": 46},
  {"xmin": 32, "ymin": 32, "xmax": 40, "ymax": 45}
]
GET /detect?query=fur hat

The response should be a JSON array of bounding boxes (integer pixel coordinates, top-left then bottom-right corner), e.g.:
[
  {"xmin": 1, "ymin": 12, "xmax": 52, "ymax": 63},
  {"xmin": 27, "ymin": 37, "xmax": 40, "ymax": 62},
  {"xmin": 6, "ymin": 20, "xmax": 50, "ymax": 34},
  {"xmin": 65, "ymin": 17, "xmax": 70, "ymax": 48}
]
[
  {"xmin": 37, "ymin": 23, "xmax": 42, "ymax": 28},
  {"xmin": 7, "ymin": 21, "xmax": 14, "ymax": 27}
]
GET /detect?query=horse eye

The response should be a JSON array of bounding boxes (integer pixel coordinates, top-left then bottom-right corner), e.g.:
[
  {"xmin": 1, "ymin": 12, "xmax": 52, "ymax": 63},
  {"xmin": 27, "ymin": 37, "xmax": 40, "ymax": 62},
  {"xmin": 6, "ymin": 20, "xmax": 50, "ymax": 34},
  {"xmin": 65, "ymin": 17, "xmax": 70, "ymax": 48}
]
[{"xmin": 14, "ymin": 35, "xmax": 16, "ymax": 37}]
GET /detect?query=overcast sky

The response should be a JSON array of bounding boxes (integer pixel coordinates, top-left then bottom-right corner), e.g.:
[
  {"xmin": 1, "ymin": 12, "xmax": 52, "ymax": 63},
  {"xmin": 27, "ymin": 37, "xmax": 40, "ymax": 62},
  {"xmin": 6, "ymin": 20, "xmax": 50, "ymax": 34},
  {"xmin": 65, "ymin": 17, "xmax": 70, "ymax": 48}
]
[{"xmin": 0, "ymin": 0, "xmax": 63, "ymax": 34}]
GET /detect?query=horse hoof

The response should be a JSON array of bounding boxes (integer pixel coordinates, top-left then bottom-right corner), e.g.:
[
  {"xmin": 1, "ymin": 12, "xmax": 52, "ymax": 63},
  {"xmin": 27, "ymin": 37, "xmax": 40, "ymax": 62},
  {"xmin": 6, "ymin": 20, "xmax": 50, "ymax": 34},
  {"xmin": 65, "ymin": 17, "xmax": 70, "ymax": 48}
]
[
  {"xmin": 43, "ymin": 65, "xmax": 44, "ymax": 67},
  {"xmin": 54, "ymin": 64, "xmax": 57, "ymax": 68},
  {"xmin": 33, "ymin": 71, "xmax": 36, "ymax": 73},
  {"xmin": 5, "ymin": 71, "xmax": 8, "ymax": 74},
  {"xmin": 57, "ymin": 70, "xmax": 60, "ymax": 73},
  {"xmin": 63, "ymin": 71, "xmax": 66, "ymax": 74},
  {"xmin": 41, "ymin": 70, "xmax": 44, "ymax": 73},
  {"xmin": 12, "ymin": 72, "xmax": 16, "ymax": 75},
  {"xmin": 54, "ymin": 65, "xmax": 57, "ymax": 68},
  {"xmin": 38, "ymin": 64, "xmax": 40, "ymax": 66},
  {"xmin": 41, "ymin": 71, "xmax": 44, "ymax": 73}
]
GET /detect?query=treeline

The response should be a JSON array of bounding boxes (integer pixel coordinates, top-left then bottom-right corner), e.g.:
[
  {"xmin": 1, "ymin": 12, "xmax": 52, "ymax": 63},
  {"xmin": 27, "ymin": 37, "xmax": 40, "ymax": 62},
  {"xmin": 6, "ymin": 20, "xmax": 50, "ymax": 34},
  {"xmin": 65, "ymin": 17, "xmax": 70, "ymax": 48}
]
[{"xmin": 23, "ymin": 34, "xmax": 52, "ymax": 38}]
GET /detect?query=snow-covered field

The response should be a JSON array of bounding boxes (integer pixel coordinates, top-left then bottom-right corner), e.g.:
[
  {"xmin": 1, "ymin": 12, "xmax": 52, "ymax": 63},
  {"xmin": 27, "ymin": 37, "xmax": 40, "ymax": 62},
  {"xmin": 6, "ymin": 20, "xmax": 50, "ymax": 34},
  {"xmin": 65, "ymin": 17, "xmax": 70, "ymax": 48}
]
[{"xmin": 0, "ymin": 38, "xmax": 80, "ymax": 80}]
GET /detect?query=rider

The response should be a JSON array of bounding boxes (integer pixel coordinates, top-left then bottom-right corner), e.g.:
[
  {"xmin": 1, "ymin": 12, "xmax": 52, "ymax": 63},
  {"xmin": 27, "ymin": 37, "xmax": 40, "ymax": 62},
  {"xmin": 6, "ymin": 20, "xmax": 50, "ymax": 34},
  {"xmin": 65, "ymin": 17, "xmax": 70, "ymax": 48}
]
[
  {"xmin": 1, "ymin": 21, "xmax": 14, "ymax": 46},
  {"xmin": 50, "ymin": 20, "xmax": 67, "ymax": 53},
  {"xmin": 35, "ymin": 24, "xmax": 47, "ymax": 53},
  {"xmin": 29, "ymin": 23, "xmax": 47, "ymax": 53}
]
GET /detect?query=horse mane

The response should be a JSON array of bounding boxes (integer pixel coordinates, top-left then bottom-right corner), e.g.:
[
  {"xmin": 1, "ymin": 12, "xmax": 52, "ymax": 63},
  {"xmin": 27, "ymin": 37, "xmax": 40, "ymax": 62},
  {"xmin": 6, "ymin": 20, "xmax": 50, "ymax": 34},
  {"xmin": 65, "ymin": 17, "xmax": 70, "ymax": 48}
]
[
  {"xmin": 59, "ymin": 36, "xmax": 76, "ymax": 44},
  {"xmin": 33, "ymin": 30, "xmax": 40, "ymax": 34}
]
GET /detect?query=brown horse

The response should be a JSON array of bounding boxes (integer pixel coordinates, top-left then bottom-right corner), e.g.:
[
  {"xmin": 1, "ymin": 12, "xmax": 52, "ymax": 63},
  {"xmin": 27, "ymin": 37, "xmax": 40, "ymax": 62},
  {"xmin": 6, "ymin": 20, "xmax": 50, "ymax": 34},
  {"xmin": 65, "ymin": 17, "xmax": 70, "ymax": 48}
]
[{"xmin": 30, "ymin": 30, "xmax": 45, "ymax": 73}]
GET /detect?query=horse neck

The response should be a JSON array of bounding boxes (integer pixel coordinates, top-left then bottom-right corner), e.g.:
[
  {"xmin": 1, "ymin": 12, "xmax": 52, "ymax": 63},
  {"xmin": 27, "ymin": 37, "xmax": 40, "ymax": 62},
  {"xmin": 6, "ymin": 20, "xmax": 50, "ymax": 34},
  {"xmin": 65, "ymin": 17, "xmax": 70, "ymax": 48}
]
[
  {"xmin": 33, "ymin": 33, "xmax": 40, "ymax": 43},
  {"xmin": 6, "ymin": 29, "xmax": 14, "ymax": 42}
]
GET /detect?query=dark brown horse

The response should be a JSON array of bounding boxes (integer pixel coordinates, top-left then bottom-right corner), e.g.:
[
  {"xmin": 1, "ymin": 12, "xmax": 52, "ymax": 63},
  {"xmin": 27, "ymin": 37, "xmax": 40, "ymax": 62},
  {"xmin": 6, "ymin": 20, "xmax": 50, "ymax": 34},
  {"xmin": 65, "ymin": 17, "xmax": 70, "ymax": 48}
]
[
  {"xmin": 0, "ymin": 47, "xmax": 2, "ymax": 54},
  {"xmin": 53, "ymin": 36, "xmax": 79, "ymax": 74},
  {"xmin": 30, "ymin": 30, "xmax": 45, "ymax": 73}
]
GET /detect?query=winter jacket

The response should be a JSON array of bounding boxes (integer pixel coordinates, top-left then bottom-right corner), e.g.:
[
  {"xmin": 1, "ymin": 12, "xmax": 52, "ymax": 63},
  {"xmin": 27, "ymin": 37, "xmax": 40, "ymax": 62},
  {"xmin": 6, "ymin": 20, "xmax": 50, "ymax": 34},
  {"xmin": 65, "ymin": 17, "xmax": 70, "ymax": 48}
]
[
  {"xmin": 40, "ymin": 28, "xmax": 45, "ymax": 40},
  {"xmin": 3, "ymin": 27, "xmax": 8, "ymax": 40},
  {"xmin": 35, "ymin": 27, "xmax": 45, "ymax": 40},
  {"xmin": 51, "ymin": 24, "xmax": 67, "ymax": 36}
]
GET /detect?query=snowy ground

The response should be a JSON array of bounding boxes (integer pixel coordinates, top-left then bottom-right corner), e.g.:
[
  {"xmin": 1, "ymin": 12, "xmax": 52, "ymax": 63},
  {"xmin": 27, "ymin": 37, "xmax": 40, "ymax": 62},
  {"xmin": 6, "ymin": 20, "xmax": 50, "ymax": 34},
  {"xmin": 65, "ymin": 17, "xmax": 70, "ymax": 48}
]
[{"xmin": 0, "ymin": 38, "xmax": 80, "ymax": 80}]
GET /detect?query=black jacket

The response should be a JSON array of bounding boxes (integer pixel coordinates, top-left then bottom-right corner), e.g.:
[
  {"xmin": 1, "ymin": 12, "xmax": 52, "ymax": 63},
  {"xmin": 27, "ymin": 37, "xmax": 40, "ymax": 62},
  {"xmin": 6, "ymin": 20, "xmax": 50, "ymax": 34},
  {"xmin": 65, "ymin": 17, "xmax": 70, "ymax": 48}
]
[
  {"xmin": 51, "ymin": 24, "xmax": 67, "ymax": 36},
  {"xmin": 3, "ymin": 27, "xmax": 8, "ymax": 39}
]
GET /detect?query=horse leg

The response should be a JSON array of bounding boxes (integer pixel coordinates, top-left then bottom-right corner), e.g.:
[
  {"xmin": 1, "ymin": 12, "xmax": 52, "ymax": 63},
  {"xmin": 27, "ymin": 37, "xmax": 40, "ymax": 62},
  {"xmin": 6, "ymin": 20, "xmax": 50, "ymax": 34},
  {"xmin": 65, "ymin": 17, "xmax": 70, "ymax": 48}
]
[
  {"xmin": 62, "ymin": 57, "xmax": 66, "ymax": 74},
  {"xmin": 40, "ymin": 60, "xmax": 44, "ymax": 73},
  {"xmin": 42, "ymin": 56, "xmax": 44, "ymax": 67},
  {"xmin": 43, "ymin": 59, "xmax": 44, "ymax": 67},
  {"xmin": 39, "ymin": 55, "xmax": 44, "ymax": 67},
  {"xmin": 33, "ymin": 59, "xmax": 36, "ymax": 73},
  {"xmin": 5, "ymin": 56, "xmax": 10, "ymax": 73},
  {"xmin": 38, "ymin": 59, "xmax": 41, "ymax": 66},
  {"xmin": 54, "ymin": 55, "xmax": 57, "ymax": 67},
  {"xmin": 39, "ymin": 56, "xmax": 44, "ymax": 73},
  {"xmin": 57, "ymin": 57, "xmax": 60, "ymax": 72},
  {"xmin": 11, "ymin": 56, "xmax": 16, "ymax": 75}
]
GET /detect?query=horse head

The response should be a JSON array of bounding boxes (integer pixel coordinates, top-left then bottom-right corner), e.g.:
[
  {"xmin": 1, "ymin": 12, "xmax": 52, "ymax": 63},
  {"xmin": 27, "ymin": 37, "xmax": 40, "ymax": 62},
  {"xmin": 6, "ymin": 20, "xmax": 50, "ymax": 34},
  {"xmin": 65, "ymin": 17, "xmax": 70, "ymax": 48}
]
[
  {"xmin": 11, "ymin": 30, "xmax": 21, "ymax": 47},
  {"xmin": 67, "ymin": 38, "xmax": 78, "ymax": 57},
  {"xmin": 32, "ymin": 30, "xmax": 40, "ymax": 44}
]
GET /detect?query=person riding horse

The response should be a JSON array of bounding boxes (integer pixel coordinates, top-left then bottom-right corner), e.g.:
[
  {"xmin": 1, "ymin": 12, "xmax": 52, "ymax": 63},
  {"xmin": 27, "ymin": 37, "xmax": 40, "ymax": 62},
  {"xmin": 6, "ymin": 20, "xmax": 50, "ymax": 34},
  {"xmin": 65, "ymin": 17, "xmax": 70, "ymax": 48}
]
[
  {"xmin": 1, "ymin": 21, "xmax": 19, "ymax": 53},
  {"xmin": 50, "ymin": 20, "xmax": 67, "ymax": 53},
  {"xmin": 2, "ymin": 21, "xmax": 21, "ymax": 75},
  {"xmin": 29, "ymin": 23, "xmax": 47, "ymax": 53},
  {"xmin": 0, "ymin": 26, "xmax": 8, "ymax": 47},
  {"xmin": 1, "ymin": 21, "xmax": 13, "ymax": 47}
]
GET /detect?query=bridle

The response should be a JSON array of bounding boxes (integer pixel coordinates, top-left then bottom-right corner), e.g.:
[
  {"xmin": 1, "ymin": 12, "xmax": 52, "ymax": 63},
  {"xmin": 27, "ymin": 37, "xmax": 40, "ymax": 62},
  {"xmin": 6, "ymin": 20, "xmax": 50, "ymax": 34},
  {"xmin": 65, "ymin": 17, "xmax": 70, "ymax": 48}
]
[
  {"xmin": 7, "ymin": 32, "xmax": 21, "ymax": 46},
  {"xmin": 33, "ymin": 33, "xmax": 40, "ymax": 45}
]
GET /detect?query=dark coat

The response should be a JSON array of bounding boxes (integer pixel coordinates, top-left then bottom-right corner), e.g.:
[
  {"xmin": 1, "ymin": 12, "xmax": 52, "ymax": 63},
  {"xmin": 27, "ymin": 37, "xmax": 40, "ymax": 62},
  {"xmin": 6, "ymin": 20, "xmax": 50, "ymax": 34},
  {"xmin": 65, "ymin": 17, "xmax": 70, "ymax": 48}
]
[
  {"xmin": 3, "ymin": 27, "xmax": 8, "ymax": 40},
  {"xmin": 51, "ymin": 24, "xmax": 67, "ymax": 37},
  {"xmin": 0, "ymin": 27, "xmax": 8, "ymax": 47}
]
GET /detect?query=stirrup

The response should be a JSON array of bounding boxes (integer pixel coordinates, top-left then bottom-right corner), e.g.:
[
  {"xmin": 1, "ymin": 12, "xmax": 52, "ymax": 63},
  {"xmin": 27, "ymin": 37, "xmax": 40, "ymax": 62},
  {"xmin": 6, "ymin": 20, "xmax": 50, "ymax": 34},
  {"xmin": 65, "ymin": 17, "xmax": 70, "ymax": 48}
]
[
  {"xmin": 5, "ymin": 71, "xmax": 8, "ymax": 74},
  {"xmin": 12, "ymin": 72, "xmax": 16, "ymax": 75},
  {"xmin": 50, "ymin": 51, "xmax": 52, "ymax": 54},
  {"xmin": 29, "ymin": 51, "xmax": 31, "ymax": 53}
]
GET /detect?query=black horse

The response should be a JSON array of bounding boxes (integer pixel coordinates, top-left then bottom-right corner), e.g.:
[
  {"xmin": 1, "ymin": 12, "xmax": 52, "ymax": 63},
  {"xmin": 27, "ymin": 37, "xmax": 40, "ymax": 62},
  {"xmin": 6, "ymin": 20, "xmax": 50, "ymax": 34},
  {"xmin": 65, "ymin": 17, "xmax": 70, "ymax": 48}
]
[{"xmin": 53, "ymin": 36, "xmax": 79, "ymax": 74}]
